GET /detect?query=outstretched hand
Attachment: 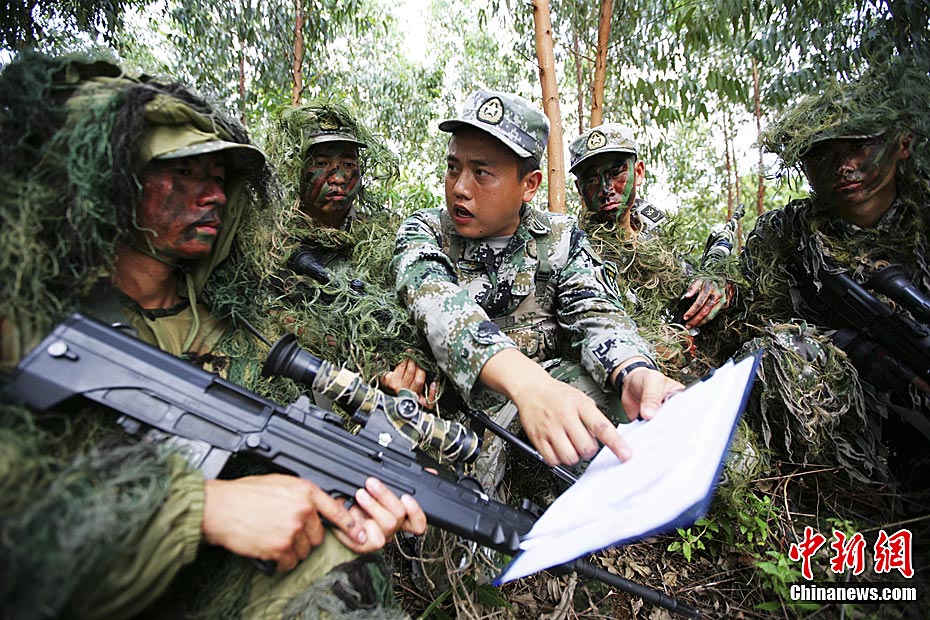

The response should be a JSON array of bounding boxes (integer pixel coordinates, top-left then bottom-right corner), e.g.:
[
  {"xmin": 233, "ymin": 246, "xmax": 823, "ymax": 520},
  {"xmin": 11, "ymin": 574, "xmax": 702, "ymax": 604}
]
[
  {"xmin": 511, "ymin": 371, "xmax": 631, "ymax": 466},
  {"xmin": 678, "ymin": 278, "xmax": 733, "ymax": 328}
]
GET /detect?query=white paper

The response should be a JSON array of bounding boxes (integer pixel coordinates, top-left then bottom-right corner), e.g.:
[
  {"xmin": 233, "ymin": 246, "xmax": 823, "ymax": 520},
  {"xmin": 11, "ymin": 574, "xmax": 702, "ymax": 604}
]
[{"xmin": 496, "ymin": 353, "xmax": 761, "ymax": 584}]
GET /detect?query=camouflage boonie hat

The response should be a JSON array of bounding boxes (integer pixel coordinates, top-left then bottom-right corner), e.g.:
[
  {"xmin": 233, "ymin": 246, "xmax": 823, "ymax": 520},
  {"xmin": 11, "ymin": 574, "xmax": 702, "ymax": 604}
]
[
  {"xmin": 140, "ymin": 95, "xmax": 265, "ymax": 173},
  {"xmin": 439, "ymin": 89, "xmax": 549, "ymax": 161},
  {"xmin": 302, "ymin": 109, "xmax": 368, "ymax": 150},
  {"xmin": 569, "ymin": 123, "xmax": 638, "ymax": 173}
]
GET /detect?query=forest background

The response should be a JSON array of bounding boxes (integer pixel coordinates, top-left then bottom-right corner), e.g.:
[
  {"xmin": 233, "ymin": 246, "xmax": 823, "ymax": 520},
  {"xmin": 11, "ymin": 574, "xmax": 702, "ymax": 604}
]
[
  {"xmin": 2, "ymin": 1, "xmax": 929, "ymax": 618},
  {"xmin": 4, "ymin": 0, "xmax": 927, "ymax": 252}
]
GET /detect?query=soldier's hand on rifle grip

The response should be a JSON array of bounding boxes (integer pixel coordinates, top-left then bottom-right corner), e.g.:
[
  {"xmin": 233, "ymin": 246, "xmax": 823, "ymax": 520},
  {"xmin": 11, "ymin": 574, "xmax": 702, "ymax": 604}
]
[
  {"xmin": 334, "ymin": 478, "xmax": 427, "ymax": 553},
  {"xmin": 202, "ymin": 474, "xmax": 367, "ymax": 572}
]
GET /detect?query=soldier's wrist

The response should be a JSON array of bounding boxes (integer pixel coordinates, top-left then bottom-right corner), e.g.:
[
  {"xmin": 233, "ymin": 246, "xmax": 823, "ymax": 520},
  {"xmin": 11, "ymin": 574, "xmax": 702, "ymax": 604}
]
[{"xmin": 613, "ymin": 359, "xmax": 658, "ymax": 395}]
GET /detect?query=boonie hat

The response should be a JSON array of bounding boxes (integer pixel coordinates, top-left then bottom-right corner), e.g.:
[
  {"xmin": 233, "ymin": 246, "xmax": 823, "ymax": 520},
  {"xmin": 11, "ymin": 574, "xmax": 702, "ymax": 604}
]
[
  {"xmin": 439, "ymin": 89, "xmax": 549, "ymax": 162},
  {"xmin": 569, "ymin": 123, "xmax": 638, "ymax": 173},
  {"xmin": 142, "ymin": 123, "xmax": 266, "ymax": 173}
]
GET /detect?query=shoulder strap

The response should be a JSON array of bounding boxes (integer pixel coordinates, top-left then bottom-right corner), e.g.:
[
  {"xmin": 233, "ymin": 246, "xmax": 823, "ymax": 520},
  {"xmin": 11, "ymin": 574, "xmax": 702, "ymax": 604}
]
[{"xmin": 534, "ymin": 211, "xmax": 552, "ymax": 297}]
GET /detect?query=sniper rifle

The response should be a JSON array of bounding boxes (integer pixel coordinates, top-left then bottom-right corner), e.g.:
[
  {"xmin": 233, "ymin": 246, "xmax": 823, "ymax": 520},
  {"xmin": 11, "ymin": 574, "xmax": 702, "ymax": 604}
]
[
  {"xmin": 816, "ymin": 265, "xmax": 930, "ymax": 440},
  {"xmin": 5, "ymin": 313, "xmax": 701, "ymax": 619}
]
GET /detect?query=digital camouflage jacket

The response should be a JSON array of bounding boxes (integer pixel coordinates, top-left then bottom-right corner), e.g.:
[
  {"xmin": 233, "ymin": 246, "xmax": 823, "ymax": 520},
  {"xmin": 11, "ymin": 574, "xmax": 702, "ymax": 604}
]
[{"xmin": 393, "ymin": 205, "xmax": 653, "ymax": 410}]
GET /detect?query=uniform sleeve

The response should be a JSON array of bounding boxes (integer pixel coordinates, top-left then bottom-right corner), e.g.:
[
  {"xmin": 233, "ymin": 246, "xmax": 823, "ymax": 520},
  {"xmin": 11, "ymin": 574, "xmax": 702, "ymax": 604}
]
[
  {"xmin": 555, "ymin": 226, "xmax": 655, "ymax": 386},
  {"xmin": 77, "ymin": 455, "xmax": 205, "ymax": 620},
  {"xmin": 393, "ymin": 211, "xmax": 518, "ymax": 401}
]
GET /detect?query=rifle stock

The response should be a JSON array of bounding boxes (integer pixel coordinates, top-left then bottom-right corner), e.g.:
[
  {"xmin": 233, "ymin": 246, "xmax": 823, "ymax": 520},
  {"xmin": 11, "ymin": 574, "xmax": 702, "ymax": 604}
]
[{"xmin": 4, "ymin": 313, "xmax": 701, "ymax": 619}]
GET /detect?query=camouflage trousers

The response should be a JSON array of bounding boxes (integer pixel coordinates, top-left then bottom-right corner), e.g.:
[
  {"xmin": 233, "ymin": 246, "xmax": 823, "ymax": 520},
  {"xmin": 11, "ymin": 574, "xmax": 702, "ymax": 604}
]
[{"xmin": 471, "ymin": 358, "xmax": 625, "ymax": 494}]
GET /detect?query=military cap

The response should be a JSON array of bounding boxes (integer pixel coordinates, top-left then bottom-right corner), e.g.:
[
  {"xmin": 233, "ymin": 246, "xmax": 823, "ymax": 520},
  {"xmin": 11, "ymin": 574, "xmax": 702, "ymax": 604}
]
[
  {"xmin": 439, "ymin": 89, "xmax": 549, "ymax": 162},
  {"xmin": 569, "ymin": 123, "xmax": 638, "ymax": 173},
  {"xmin": 140, "ymin": 95, "xmax": 265, "ymax": 173},
  {"xmin": 798, "ymin": 93, "xmax": 886, "ymax": 151},
  {"xmin": 302, "ymin": 109, "xmax": 367, "ymax": 150}
]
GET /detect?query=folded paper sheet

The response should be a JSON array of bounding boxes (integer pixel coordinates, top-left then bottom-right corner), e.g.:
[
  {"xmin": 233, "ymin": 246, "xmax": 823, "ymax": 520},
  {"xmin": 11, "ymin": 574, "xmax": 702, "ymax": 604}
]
[{"xmin": 497, "ymin": 352, "xmax": 762, "ymax": 584}]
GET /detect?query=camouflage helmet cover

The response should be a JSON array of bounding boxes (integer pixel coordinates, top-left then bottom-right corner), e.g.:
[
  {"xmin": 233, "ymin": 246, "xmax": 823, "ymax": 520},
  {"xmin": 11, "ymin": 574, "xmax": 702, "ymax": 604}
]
[{"xmin": 439, "ymin": 89, "xmax": 549, "ymax": 162}]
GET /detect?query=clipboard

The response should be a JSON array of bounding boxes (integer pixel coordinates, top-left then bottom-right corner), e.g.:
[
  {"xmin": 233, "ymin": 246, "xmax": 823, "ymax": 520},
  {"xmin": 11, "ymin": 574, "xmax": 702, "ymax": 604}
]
[{"xmin": 497, "ymin": 351, "xmax": 763, "ymax": 584}]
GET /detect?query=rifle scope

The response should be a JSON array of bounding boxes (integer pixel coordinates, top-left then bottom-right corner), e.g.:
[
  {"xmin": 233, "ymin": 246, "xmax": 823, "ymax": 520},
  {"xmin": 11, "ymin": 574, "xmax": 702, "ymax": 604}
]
[
  {"xmin": 262, "ymin": 333, "xmax": 480, "ymax": 463},
  {"xmin": 869, "ymin": 264, "xmax": 930, "ymax": 325},
  {"xmin": 290, "ymin": 248, "xmax": 365, "ymax": 294}
]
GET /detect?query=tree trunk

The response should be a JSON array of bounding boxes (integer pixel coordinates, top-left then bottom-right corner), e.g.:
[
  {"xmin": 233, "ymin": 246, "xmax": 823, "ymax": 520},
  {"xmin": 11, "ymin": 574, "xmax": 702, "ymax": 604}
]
[
  {"xmin": 590, "ymin": 0, "xmax": 613, "ymax": 127},
  {"xmin": 729, "ymin": 111, "xmax": 743, "ymax": 247},
  {"xmin": 573, "ymin": 30, "xmax": 584, "ymax": 135},
  {"xmin": 753, "ymin": 57, "xmax": 765, "ymax": 217},
  {"xmin": 291, "ymin": 0, "xmax": 305, "ymax": 106},
  {"xmin": 532, "ymin": 0, "xmax": 566, "ymax": 213},
  {"xmin": 237, "ymin": 34, "xmax": 247, "ymax": 123},
  {"xmin": 723, "ymin": 111, "xmax": 734, "ymax": 222}
]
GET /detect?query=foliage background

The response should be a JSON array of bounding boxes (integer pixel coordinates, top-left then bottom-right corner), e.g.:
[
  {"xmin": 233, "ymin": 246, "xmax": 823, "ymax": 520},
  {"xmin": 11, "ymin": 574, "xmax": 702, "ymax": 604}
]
[
  {"xmin": 9, "ymin": 0, "xmax": 924, "ymax": 246},
  {"xmin": 2, "ymin": 1, "xmax": 928, "ymax": 618}
]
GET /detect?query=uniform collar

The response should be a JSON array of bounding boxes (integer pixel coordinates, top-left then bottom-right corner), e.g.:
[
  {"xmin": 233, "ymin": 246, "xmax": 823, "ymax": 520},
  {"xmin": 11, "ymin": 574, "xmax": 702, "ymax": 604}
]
[{"xmin": 520, "ymin": 203, "xmax": 551, "ymax": 236}]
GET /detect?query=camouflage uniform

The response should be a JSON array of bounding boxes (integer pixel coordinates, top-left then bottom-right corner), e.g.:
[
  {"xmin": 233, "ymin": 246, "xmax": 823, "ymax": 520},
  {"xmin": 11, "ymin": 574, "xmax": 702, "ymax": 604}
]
[
  {"xmin": 394, "ymin": 92, "xmax": 654, "ymax": 488},
  {"xmin": 736, "ymin": 68, "xmax": 930, "ymax": 482},
  {"xmin": 569, "ymin": 123, "xmax": 668, "ymax": 237},
  {"xmin": 0, "ymin": 55, "xmax": 400, "ymax": 620},
  {"xmin": 740, "ymin": 195, "xmax": 930, "ymax": 481},
  {"xmin": 568, "ymin": 123, "xmax": 735, "ymax": 381}
]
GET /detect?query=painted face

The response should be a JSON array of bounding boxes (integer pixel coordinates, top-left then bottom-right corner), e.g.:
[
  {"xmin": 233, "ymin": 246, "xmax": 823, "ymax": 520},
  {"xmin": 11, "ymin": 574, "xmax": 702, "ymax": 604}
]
[
  {"xmin": 300, "ymin": 142, "xmax": 361, "ymax": 228},
  {"xmin": 135, "ymin": 153, "xmax": 227, "ymax": 261},
  {"xmin": 801, "ymin": 133, "xmax": 910, "ymax": 227},
  {"xmin": 445, "ymin": 127, "xmax": 541, "ymax": 239},
  {"xmin": 575, "ymin": 153, "xmax": 641, "ymax": 225}
]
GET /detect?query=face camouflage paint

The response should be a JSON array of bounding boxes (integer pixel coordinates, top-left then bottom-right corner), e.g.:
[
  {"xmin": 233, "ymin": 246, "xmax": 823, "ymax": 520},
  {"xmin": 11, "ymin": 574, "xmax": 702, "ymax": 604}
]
[
  {"xmin": 801, "ymin": 133, "xmax": 910, "ymax": 226},
  {"xmin": 300, "ymin": 142, "xmax": 362, "ymax": 227},
  {"xmin": 578, "ymin": 154, "xmax": 638, "ymax": 223},
  {"xmin": 135, "ymin": 153, "xmax": 227, "ymax": 261}
]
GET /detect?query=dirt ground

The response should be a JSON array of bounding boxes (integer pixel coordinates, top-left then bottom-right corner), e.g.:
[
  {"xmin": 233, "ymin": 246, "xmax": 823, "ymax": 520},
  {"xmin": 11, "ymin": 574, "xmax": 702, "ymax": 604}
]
[{"xmin": 390, "ymin": 454, "xmax": 930, "ymax": 620}]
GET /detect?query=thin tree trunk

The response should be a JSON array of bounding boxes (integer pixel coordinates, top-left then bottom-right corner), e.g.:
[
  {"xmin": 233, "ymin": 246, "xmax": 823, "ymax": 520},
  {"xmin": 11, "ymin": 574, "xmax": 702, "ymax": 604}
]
[
  {"xmin": 590, "ymin": 0, "xmax": 614, "ymax": 127},
  {"xmin": 533, "ymin": 0, "xmax": 566, "ymax": 213},
  {"xmin": 291, "ymin": 0, "xmax": 305, "ymax": 106},
  {"xmin": 573, "ymin": 31, "xmax": 584, "ymax": 135},
  {"xmin": 729, "ymin": 110, "xmax": 743, "ymax": 247},
  {"xmin": 723, "ymin": 111, "xmax": 734, "ymax": 222},
  {"xmin": 237, "ymin": 34, "xmax": 247, "ymax": 123},
  {"xmin": 753, "ymin": 57, "xmax": 765, "ymax": 217}
]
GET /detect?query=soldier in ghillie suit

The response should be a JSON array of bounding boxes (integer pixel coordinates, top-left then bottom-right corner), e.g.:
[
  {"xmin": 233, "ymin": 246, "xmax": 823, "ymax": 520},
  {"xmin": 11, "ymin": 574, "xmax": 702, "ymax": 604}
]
[
  {"xmin": 392, "ymin": 89, "xmax": 683, "ymax": 493},
  {"xmin": 0, "ymin": 51, "xmax": 425, "ymax": 620},
  {"xmin": 738, "ymin": 58, "xmax": 930, "ymax": 486},
  {"xmin": 244, "ymin": 103, "xmax": 436, "ymax": 408},
  {"xmin": 568, "ymin": 123, "xmax": 742, "ymax": 380}
]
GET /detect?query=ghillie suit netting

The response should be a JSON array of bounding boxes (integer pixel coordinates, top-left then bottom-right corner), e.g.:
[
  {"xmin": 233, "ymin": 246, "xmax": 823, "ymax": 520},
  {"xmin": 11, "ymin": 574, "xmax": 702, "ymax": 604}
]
[
  {"xmin": 582, "ymin": 213, "xmax": 747, "ymax": 383},
  {"xmin": 1, "ymin": 52, "xmax": 406, "ymax": 620},
  {"xmin": 738, "ymin": 57, "xmax": 930, "ymax": 484},
  {"xmin": 0, "ymin": 50, "xmax": 275, "ymax": 369},
  {"xmin": 207, "ymin": 100, "xmax": 440, "ymax": 406}
]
